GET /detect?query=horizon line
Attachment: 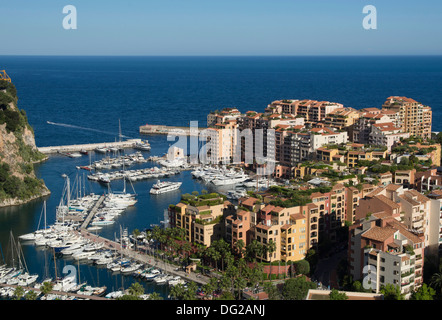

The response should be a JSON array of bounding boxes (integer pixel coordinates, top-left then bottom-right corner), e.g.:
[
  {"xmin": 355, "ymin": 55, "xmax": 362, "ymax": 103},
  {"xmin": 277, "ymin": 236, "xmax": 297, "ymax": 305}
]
[{"xmin": 1, "ymin": 54, "xmax": 442, "ymax": 58}]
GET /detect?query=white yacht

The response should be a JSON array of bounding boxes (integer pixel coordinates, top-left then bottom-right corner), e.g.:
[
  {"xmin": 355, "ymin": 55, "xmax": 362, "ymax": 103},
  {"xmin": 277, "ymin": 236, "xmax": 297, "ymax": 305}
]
[
  {"xmin": 149, "ymin": 180, "xmax": 182, "ymax": 194},
  {"xmin": 94, "ymin": 147, "xmax": 108, "ymax": 154},
  {"xmin": 134, "ymin": 140, "xmax": 151, "ymax": 151}
]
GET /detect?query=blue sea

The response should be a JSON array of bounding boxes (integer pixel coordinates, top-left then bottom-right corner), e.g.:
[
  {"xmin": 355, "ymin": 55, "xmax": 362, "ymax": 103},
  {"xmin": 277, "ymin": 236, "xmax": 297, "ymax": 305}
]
[{"xmin": 0, "ymin": 55, "xmax": 441, "ymax": 298}]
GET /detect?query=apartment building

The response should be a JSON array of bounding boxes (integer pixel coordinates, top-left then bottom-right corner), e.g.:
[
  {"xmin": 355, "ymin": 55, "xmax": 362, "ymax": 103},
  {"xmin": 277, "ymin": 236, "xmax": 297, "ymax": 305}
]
[
  {"xmin": 267, "ymin": 99, "xmax": 343, "ymax": 123},
  {"xmin": 369, "ymin": 122, "xmax": 410, "ymax": 151},
  {"xmin": 168, "ymin": 194, "xmax": 235, "ymax": 247},
  {"xmin": 355, "ymin": 184, "xmax": 436, "ymax": 257},
  {"xmin": 323, "ymin": 107, "xmax": 361, "ymax": 131},
  {"xmin": 349, "ymin": 213, "xmax": 425, "ymax": 299},
  {"xmin": 352, "ymin": 112, "xmax": 392, "ymax": 144},
  {"xmin": 426, "ymin": 190, "xmax": 442, "ymax": 256},
  {"xmin": 310, "ymin": 183, "xmax": 347, "ymax": 241},
  {"xmin": 415, "ymin": 168, "xmax": 442, "ymax": 192},
  {"xmin": 200, "ymin": 120, "xmax": 238, "ymax": 164},
  {"xmin": 393, "ymin": 169, "xmax": 416, "ymax": 189},
  {"xmin": 346, "ymin": 186, "xmax": 360, "ymax": 224},
  {"xmin": 207, "ymin": 108, "xmax": 242, "ymax": 127},
  {"xmin": 382, "ymin": 96, "xmax": 432, "ymax": 140},
  {"xmin": 310, "ymin": 127, "xmax": 348, "ymax": 151}
]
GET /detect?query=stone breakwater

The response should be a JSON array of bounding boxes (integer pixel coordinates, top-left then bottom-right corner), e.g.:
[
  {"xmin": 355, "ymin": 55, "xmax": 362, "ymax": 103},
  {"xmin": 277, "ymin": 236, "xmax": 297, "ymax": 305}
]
[{"xmin": 38, "ymin": 139, "xmax": 143, "ymax": 154}]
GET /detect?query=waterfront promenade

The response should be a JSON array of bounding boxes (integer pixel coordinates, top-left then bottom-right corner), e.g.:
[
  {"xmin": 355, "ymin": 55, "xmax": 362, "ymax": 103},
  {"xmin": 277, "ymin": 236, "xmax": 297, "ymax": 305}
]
[{"xmin": 77, "ymin": 229, "xmax": 210, "ymax": 286}]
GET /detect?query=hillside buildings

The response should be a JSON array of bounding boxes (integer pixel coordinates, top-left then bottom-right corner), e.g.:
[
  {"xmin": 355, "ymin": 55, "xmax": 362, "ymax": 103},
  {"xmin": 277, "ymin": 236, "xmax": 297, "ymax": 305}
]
[{"xmin": 165, "ymin": 95, "xmax": 439, "ymax": 298}]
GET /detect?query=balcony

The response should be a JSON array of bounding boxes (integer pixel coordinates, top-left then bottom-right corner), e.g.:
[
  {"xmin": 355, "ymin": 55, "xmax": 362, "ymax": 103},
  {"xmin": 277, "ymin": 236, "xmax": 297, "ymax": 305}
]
[
  {"xmin": 401, "ymin": 279, "xmax": 414, "ymax": 287},
  {"xmin": 401, "ymin": 269, "xmax": 415, "ymax": 278}
]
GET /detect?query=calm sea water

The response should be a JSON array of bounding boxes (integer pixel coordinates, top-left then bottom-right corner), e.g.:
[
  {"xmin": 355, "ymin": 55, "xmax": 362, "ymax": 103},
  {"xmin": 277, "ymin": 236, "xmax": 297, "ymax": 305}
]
[{"xmin": 0, "ymin": 56, "xmax": 441, "ymax": 298}]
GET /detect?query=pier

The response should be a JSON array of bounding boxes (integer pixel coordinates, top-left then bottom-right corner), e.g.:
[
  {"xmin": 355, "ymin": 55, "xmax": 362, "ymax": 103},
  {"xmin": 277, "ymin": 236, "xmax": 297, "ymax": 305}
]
[
  {"xmin": 139, "ymin": 124, "xmax": 206, "ymax": 136},
  {"xmin": 80, "ymin": 195, "xmax": 106, "ymax": 230},
  {"xmin": 38, "ymin": 139, "xmax": 143, "ymax": 155}
]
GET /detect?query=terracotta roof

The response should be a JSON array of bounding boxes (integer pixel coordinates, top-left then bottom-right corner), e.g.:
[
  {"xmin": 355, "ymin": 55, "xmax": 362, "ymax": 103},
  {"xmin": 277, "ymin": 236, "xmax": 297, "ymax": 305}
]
[
  {"xmin": 290, "ymin": 213, "xmax": 305, "ymax": 221},
  {"xmin": 405, "ymin": 189, "xmax": 429, "ymax": 204},
  {"xmin": 372, "ymin": 122, "xmax": 402, "ymax": 132},
  {"xmin": 241, "ymin": 197, "xmax": 259, "ymax": 207},
  {"xmin": 261, "ymin": 205, "xmax": 275, "ymax": 213},
  {"xmin": 365, "ymin": 187, "xmax": 385, "ymax": 198},
  {"xmin": 375, "ymin": 194, "xmax": 401, "ymax": 209},
  {"xmin": 385, "ymin": 219, "xmax": 423, "ymax": 244},
  {"xmin": 362, "ymin": 226, "xmax": 397, "ymax": 242},
  {"xmin": 385, "ymin": 184, "xmax": 402, "ymax": 191}
]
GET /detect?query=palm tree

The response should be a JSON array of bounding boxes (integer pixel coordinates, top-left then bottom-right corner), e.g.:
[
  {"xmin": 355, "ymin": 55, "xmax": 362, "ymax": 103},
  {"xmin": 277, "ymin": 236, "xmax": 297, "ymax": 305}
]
[
  {"xmin": 132, "ymin": 229, "xmax": 141, "ymax": 252},
  {"xmin": 13, "ymin": 286, "xmax": 25, "ymax": 300},
  {"xmin": 430, "ymin": 272, "xmax": 442, "ymax": 293},
  {"xmin": 128, "ymin": 282, "xmax": 144, "ymax": 297},
  {"xmin": 148, "ymin": 292, "xmax": 163, "ymax": 300},
  {"xmin": 24, "ymin": 290, "xmax": 39, "ymax": 300},
  {"xmin": 246, "ymin": 240, "xmax": 263, "ymax": 262},
  {"xmin": 266, "ymin": 240, "xmax": 277, "ymax": 280},
  {"xmin": 170, "ymin": 283, "xmax": 186, "ymax": 300},
  {"xmin": 234, "ymin": 239, "xmax": 245, "ymax": 258},
  {"xmin": 181, "ymin": 241, "xmax": 192, "ymax": 260},
  {"xmin": 213, "ymin": 239, "xmax": 230, "ymax": 271},
  {"xmin": 40, "ymin": 281, "xmax": 53, "ymax": 299}
]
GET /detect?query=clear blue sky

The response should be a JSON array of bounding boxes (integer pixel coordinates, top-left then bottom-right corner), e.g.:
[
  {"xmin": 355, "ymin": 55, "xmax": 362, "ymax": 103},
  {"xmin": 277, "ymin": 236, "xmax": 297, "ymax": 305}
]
[{"xmin": 1, "ymin": 0, "xmax": 441, "ymax": 55}]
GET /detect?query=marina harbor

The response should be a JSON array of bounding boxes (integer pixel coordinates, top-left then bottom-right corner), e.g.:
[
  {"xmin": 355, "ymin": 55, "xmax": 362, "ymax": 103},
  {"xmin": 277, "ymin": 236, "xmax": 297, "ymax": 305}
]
[{"xmin": 1, "ymin": 140, "xmax": 269, "ymax": 300}]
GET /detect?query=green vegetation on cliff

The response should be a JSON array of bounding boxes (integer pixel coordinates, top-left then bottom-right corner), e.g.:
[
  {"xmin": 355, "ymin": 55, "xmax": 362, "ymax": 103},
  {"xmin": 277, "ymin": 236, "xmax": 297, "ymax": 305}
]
[{"xmin": 0, "ymin": 79, "xmax": 48, "ymax": 204}]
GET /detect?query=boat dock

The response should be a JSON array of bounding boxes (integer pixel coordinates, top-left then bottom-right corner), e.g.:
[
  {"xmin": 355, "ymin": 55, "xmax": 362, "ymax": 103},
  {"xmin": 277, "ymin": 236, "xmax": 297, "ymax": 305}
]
[
  {"xmin": 38, "ymin": 139, "xmax": 143, "ymax": 155},
  {"xmin": 0, "ymin": 283, "xmax": 109, "ymax": 300},
  {"xmin": 139, "ymin": 124, "xmax": 206, "ymax": 136},
  {"xmin": 80, "ymin": 195, "xmax": 106, "ymax": 230},
  {"xmin": 77, "ymin": 229, "xmax": 210, "ymax": 286}
]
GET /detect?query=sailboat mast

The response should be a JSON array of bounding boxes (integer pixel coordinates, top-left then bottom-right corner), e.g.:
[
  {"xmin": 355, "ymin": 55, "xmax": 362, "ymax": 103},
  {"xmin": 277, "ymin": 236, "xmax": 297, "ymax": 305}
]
[{"xmin": 119, "ymin": 119, "xmax": 122, "ymax": 142}]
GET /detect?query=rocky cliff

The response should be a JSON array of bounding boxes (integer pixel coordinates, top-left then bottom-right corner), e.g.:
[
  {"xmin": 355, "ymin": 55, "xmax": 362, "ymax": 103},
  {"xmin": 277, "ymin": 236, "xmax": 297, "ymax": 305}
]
[{"xmin": 0, "ymin": 78, "xmax": 50, "ymax": 207}]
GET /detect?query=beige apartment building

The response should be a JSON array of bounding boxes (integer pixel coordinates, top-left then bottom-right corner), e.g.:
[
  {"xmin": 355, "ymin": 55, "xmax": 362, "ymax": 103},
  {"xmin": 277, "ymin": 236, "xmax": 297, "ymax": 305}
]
[
  {"xmin": 169, "ymin": 194, "xmax": 235, "ymax": 247},
  {"xmin": 382, "ymin": 96, "xmax": 432, "ymax": 140},
  {"xmin": 349, "ymin": 213, "xmax": 425, "ymax": 299}
]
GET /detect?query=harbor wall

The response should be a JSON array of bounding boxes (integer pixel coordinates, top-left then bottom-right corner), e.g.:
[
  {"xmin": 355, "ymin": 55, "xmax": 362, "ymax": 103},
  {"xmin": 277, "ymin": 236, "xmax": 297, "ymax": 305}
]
[
  {"xmin": 139, "ymin": 124, "xmax": 205, "ymax": 136},
  {"xmin": 37, "ymin": 139, "xmax": 143, "ymax": 154}
]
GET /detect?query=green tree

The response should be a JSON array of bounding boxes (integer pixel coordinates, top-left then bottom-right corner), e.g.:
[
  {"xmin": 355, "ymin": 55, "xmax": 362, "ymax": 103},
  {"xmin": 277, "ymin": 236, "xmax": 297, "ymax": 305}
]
[
  {"xmin": 380, "ymin": 284, "xmax": 405, "ymax": 300},
  {"xmin": 183, "ymin": 281, "xmax": 198, "ymax": 300},
  {"xmin": 263, "ymin": 282, "xmax": 281, "ymax": 300},
  {"xmin": 202, "ymin": 277, "xmax": 218, "ymax": 298},
  {"xmin": 170, "ymin": 283, "xmax": 187, "ymax": 300},
  {"xmin": 281, "ymin": 276, "xmax": 316, "ymax": 300},
  {"xmin": 234, "ymin": 239, "xmax": 246, "ymax": 258},
  {"xmin": 245, "ymin": 240, "xmax": 263, "ymax": 262},
  {"xmin": 13, "ymin": 286, "xmax": 25, "ymax": 300},
  {"xmin": 40, "ymin": 281, "xmax": 54, "ymax": 298},
  {"xmin": 128, "ymin": 281, "xmax": 145, "ymax": 297},
  {"xmin": 329, "ymin": 289, "xmax": 348, "ymax": 300},
  {"xmin": 294, "ymin": 259, "xmax": 310, "ymax": 276},
  {"xmin": 265, "ymin": 240, "xmax": 277, "ymax": 279},
  {"xmin": 148, "ymin": 292, "xmax": 164, "ymax": 300},
  {"xmin": 24, "ymin": 290, "xmax": 39, "ymax": 300},
  {"xmin": 304, "ymin": 249, "xmax": 318, "ymax": 274},
  {"xmin": 430, "ymin": 272, "xmax": 442, "ymax": 294},
  {"xmin": 410, "ymin": 284, "xmax": 436, "ymax": 300}
]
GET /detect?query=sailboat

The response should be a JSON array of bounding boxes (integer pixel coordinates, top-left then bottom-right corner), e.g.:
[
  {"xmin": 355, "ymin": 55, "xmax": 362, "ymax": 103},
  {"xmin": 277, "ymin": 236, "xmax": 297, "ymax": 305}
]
[{"xmin": 19, "ymin": 201, "xmax": 50, "ymax": 241}]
